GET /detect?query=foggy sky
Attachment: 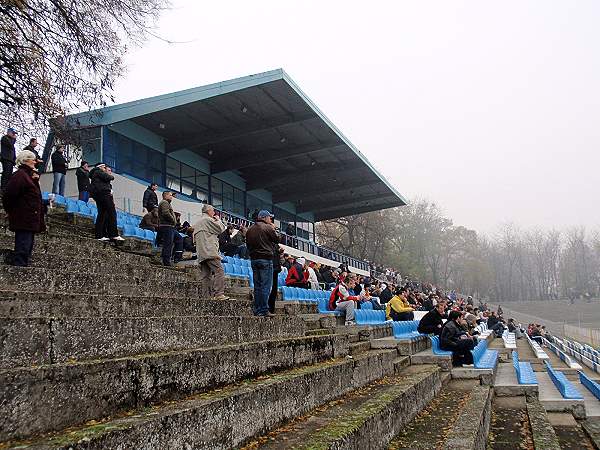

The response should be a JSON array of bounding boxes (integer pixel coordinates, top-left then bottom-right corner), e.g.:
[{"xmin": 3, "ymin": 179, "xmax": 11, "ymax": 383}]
[{"xmin": 112, "ymin": 0, "xmax": 600, "ymax": 233}]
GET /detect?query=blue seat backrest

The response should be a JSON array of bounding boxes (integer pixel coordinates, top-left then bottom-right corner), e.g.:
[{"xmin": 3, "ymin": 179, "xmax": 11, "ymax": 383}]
[
  {"xmin": 355, "ymin": 310, "xmax": 367, "ymax": 324},
  {"xmin": 66, "ymin": 199, "xmax": 78, "ymax": 213},
  {"xmin": 135, "ymin": 227, "xmax": 145, "ymax": 238},
  {"xmin": 53, "ymin": 194, "xmax": 66, "ymax": 205},
  {"xmin": 361, "ymin": 302, "xmax": 373, "ymax": 310},
  {"xmin": 223, "ymin": 263, "xmax": 234, "ymax": 275},
  {"xmin": 144, "ymin": 230, "xmax": 155, "ymax": 242},
  {"xmin": 123, "ymin": 224, "xmax": 136, "ymax": 236},
  {"xmin": 317, "ymin": 297, "xmax": 328, "ymax": 313}
]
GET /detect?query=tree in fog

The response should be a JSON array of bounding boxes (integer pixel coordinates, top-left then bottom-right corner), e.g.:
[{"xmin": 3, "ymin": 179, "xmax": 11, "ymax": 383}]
[
  {"xmin": 0, "ymin": 0, "xmax": 169, "ymax": 136},
  {"xmin": 317, "ymin": 199, "xmax": 600, "ymax": 302}
]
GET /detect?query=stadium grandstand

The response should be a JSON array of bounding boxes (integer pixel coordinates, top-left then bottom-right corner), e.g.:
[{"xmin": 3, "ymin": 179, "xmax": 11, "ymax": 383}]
[
  {"xmin": 1, "ymin": 70, "xmax": 600, "ymax": 449},
  {"xmin": 38, "ymin": 69, "xmax": 407, "ymax": 275}
]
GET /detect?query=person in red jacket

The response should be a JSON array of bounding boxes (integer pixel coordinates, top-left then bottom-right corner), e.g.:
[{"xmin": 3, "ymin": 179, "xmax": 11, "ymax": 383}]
[
  {"xmin": 3, "ymin": 150, "xmax": 48, "ymax": 266},
  {"xmin": 285, "ymin": 257, "xmax": 310, "ymax": 289},
  {"xmin": 328, "ymin": 275, "xmax": 359, "ymax": 325}
]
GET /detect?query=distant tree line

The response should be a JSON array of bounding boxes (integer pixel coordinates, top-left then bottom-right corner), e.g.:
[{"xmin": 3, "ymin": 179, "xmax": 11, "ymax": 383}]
[{"xmin": 316, "ymin": 199, "xmax": 600, "ymax": 302}]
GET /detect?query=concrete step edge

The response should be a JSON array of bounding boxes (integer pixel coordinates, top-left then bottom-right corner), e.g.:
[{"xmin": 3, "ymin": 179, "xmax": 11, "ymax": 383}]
[{"xmin": 1, "ymin": 349, "xmax": 399, "ymax": 449}]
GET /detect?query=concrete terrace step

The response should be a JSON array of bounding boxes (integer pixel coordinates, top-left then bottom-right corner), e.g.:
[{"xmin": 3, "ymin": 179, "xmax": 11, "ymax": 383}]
[
  {"xmin": 0, "ymin": 315, "xmax": 306, "ymax": 369},
  {"xmin": 388, "ymin": 379, "xmax": 479, "ymax": 449},
  {"xmin": 0, "ymin": 251, "xmax": 192, "ymax": 283},
  {"xmin": 1, "ymin": 349, "xmax": 400, "ymax": 450},
  {"xmin": 0, "ymin": 334, "xmax": 350, "ymax": 441},
  {"xmin": 0, "ymin": 290, "xmax": 252, "ymax": 318},
  {"xmin": 0, "ymin": 265, "xmax": 204, "ymax": 297},
  {"xmin": 245, "ymin": 365, "xmax": 444, "ymax": 450}
]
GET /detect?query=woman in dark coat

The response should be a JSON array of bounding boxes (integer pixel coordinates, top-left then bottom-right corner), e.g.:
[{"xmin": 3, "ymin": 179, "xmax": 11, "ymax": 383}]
[{"xmin": 3, "ymin": 150, "xmax": 47, "ymax": 266}]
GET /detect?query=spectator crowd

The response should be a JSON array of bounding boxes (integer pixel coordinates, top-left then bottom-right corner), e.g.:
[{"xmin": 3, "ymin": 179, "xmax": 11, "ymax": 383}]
[{"xmin": 2, "ymin": 126, "xmax": 552, "ymax": 369}]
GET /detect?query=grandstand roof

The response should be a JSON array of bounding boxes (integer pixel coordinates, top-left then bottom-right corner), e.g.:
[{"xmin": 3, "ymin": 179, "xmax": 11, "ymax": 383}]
[{"xmin": 67, "ymin": 69, "xmax": 407, "ymax": 221}]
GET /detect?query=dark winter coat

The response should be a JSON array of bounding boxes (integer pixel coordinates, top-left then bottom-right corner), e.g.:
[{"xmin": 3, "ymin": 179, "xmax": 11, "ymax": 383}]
[
  {"xmin": 417, "ymin": 308, "xmax": 445, "ymax": 336},
  {"xmin": 89, "ymin": 167, "xmax": 114, "ymax": 198},
  {"xmin": 3, "ymin": 165, "xmax": 46, "ymax": 233},
  {"xmin": 143, "ymin": 188, "xmax": 159, "ymax": 211},
  {"xmin": 440, "ymin": 320, "xmax": 467, "ymax": 351},
  {"xmin": 75, "ymin": 167, "xmax": 91, "ymax": 192},
  {"xmin": 51, "ymin": 151, "xmax": 68, "ymax": 174},
  {"xmin": 1, "ymin": 135, "xmax": 16, "ymax": 163}
]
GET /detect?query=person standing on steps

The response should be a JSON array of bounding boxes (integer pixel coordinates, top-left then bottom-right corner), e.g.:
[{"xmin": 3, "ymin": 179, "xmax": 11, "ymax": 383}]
[
  {"xmin": 246, "ymin": 210, "xmax": 279, "ymax": 317},
  {"xmin": 157, "ymin": 191, "xmax": 183, "ymax": 266},
  {"xmin": 193, "ymin": 204, "xmax": 229, "ymax": 300},
  {"xmin": 75, "ymin": 161, "xmax": 91, "ymax": 202},
  {"xmin": 89, "ymin": 163, "xmax": 123, "ymax": 242},
  {"xmin": 1, "ymin": 127, "xmax": 17, "ymax": 191},
  {"xmin": 143, "ymin": 183, "xmax": 159, "ymax": 213},
  {"xmin": 3, "ymin": 150, "xmax": 49, "ymax": 266},
  {"xmin": 50, "ymin": 145, "xmax": 68, "ymax": 196}
]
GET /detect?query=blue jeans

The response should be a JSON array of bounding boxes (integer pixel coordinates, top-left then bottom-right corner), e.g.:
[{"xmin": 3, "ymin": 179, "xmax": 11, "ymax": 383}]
[
  {"xmin": 251, "ymin": 259, "xmax": 273, "ymax": 316},
  {"xmin": 52, "ymin": 172, "xmax": 65, "ymax": 196},
  {"xmin": 158, "ymin": 226, "xmax": 182, "ymax": 265}
]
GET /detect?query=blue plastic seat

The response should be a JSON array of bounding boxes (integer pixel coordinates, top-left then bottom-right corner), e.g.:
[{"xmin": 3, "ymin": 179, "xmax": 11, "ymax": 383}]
[
  {"xmin": 471, "ymin": 341, "xmax": 499, "ymax": 369},
  {"xmin": 65, "ymin": 198, "xmax": 78, "ymax": 214},
  {"xmin": 223, "ymin": 263, "xmax": 235, "ymax": 277},
  {"xmin": 580, "ymin": 371, "xmax": 600, "ymax": 400},
  {"xmin": 429, "ymin": 336, "xmax": 453, "ymax": 356},
  {"xmin": 53, "ymin": 194, "xmax": 66, "ymax": 206},
  {"xmin": 512, "ymin": 351, "xmax": 537, "ymax": 384},
  {"xmin": 122, "ymin": 224, "xmax": 136, "ymax": 237},
  {"xmin": 144, "ymin": 229, "xmax": 156, "ymax": 243},
  {"xmin": 546, "ymin": 363, "xmax": 583, "ymax": 399},
  {"xmin": 77, "ymin": 204, "xmax": 94, "ymax": 218},
  {"xmin": 361, "ymin": 302, "xmax": 373, "ymax": 310}
]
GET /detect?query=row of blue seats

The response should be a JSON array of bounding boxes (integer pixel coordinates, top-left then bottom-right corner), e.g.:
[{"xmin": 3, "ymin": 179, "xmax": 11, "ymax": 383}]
[
  {"xmin": 392, "ymin": 321, "xmax": 422, "ymax": 340},
  {"xmin": 546, "ymin": 362, "xmax": 583, "ymax": 399},
  {"xmin": 122, "ymin": 225, "xmax": 157, "ymax": 243},
  {"xmin": 223, "ymin": 263, "xmax": 254, "ymax": 288},
  {"xmin": 281, "ymin": 286, "xmax": 329, "ymax": 303},
  {"xmin": 471, "ymin": 341, "xmax": 499, "ymax": 369},
  {"xmin": 579, "ymin": 371, "xmax": 600, "ymax": 401},
  {"xmin": 222, "ymin": 256, "xmax": 251, "ymax": 267},
  {"xmin": 512, "ymin": 351, "xmax": 537, "ymax": 384},
  {"xmin": 355, "ymin": 310, "xmax": 387, "ymax": 326}
]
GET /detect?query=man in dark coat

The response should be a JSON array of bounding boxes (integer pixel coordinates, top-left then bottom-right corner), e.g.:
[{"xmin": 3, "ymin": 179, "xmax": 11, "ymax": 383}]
[
  {"xmin": 143, "ymin": 183, "xmax": 159, "ymax": 212},
  {"xmin": 89, "ymin": 163, "xmax": 122, "ymax": 241},
  {"xmin": 75, "ymin": 161, "xmax": 91, "ymax": 201},
  {"xmin": 50, "ymin": 145, "xmax": 68, "ymax": 196},
  {"xmin": 3, "ymin": 150, "xmax": 47, "ymax": 266},
  {"xmin": 22, "ymin": 138, "xmax": 44, "ymax": 172},
  {"xmin": 1, "ymin": 127, "xmax": 17, "ymax": 190},
  {"xmin": 417, "ymin": 301, "xmax": 446, "ymax": 336},
  {"xmin": 440, "ymin": 310, "xmax": 477, "ymax": 366}
]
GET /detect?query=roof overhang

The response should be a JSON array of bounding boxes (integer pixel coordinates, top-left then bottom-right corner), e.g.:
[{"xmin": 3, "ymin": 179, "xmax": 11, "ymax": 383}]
[{"xmin": 64, "ymin": 69, "xmax": 407, "ymax": 220}]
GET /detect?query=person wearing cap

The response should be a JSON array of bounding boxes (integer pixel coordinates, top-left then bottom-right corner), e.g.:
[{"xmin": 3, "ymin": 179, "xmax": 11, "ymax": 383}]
[
  {"xmin": 246, "ymin": 210, "xmax": 280, "ymax": 317},
  {"xmin": 1, "ymin": 127, "xmax": 17, "ymax": 190},
  {"xmin": 285, "ymin": 257, "xmax": 310, "ymax": 289},
  {"xmin": 89, "ymin": 163, "xmax": 123, "ymax": 242},
  {"xmin": 2, "ymin": 150, "xmax": 48, "ymax": 266},
  {"xmin": 50, "ymin": 145, "xmax": 69, "ymax": 196},
  {"xmin": 193, "ymin": 204, "xmax": 228, "ymax": 300}
]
